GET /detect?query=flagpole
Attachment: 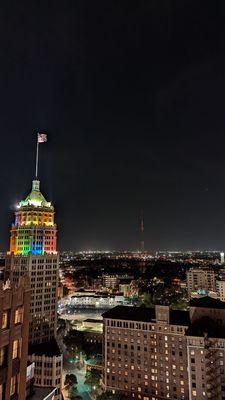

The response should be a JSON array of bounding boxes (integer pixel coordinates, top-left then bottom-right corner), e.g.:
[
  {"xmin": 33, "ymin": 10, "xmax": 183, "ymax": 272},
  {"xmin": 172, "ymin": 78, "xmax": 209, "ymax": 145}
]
[{"xmin": 35, "ymin": 136, "xmax": 39, "ymax": 178}]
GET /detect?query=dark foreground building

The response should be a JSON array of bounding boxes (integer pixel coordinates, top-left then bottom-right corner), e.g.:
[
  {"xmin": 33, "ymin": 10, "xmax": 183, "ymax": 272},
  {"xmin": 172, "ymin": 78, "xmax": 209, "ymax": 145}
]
[
  {"xmin": 103, "ymin": 297, "xmax": 225, "ymax": 400},
  {"xmin": 0, "ymin": 276, "xmax": 30, "ymax": 400}
]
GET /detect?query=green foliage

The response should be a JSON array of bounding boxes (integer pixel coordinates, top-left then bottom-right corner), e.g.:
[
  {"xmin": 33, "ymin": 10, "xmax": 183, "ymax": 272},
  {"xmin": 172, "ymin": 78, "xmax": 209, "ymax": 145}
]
[
  {"xmin": 141, "ymin": 292, "xmax": 154, "ymax": 308},
  {"xmin": 64, "ymin": 373, "xmax": 78, "ymax": 387},
  {"xmin": 85, "ymin": 369, "xmax": 101, "ymax": 389},
  {"xmin": 57, "ymin": 318, "xmax": 66, "ymax": 331},
  {"xmin": 140, "ymin": 284, "xmax": 188, "ymax": 310},
  {"xmin": 68, "ymin": 385, "xmax": 78, "ymax": 398},
  {"xmin": 64, "ymin": 330, "xmax": 83, "ymax": 356},
  {"xmin": 64, "ymin": 329, "xmax": 102, "ymax": 359}
]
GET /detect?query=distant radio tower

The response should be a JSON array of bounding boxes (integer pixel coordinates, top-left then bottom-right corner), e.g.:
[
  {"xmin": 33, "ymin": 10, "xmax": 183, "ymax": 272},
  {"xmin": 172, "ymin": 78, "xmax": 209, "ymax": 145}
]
[{"xmin": 140, "ymin": 210, "xmax": 145, "ymax": 252}]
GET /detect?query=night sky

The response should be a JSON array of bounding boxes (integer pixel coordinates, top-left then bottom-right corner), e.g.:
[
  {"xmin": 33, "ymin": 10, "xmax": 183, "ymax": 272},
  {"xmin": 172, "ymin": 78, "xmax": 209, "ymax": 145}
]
[{"xmin": 0, "ymin": 1, "xmax": 225, "ymax": 251}]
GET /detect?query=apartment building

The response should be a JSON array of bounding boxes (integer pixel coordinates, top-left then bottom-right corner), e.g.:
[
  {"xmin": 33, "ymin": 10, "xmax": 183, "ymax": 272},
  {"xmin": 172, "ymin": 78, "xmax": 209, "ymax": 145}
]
[
  {"xmin": 103, "ymin": 305, "xmax": 190, "ymax": 399},
  {"xmin": 102, "ymin": 275, "xmax": 119, "ymax": 290},
  {"xmin": 187, "ymin": 268, "xmax": 216, "ymax": 298},
  {"xmin": 103, "ymin": 297, "xmax": 225, "ymax": 400}
]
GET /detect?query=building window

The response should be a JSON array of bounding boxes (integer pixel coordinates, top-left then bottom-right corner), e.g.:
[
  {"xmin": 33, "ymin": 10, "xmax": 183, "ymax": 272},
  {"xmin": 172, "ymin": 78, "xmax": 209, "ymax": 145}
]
[
  {"xmin": 15, "ymin": 307, "xmax": 23, "ymax": 324},
  {"xmin": 13, "ymin": 340, "xmax": 20, "ymax": 359},
  {"xmin": 2, "ymin": 313, "xmax": 7, "ymax": 329},
  {"xmin": 10, "ymin": 376, "xmax": 16, "ymax": 396},
  {"xmin": 0, "ymin": 348, "xmax": 6, "ymax": 367},
  {"xmin": 0, "ymin": 383, "xmax": 5, "ymax": 400}
]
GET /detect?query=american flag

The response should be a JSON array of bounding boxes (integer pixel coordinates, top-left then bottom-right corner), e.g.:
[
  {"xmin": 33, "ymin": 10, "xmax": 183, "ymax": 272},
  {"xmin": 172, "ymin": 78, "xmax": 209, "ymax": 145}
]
[{"xmin": 37, "ymin": 133, "xmax": 47, "ymax": 143}]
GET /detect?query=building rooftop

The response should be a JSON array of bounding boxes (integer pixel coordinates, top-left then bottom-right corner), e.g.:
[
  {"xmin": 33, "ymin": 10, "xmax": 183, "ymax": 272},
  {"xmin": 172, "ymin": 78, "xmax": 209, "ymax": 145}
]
[
  {"xmin": 102, "ymin": 306, "xmax": 155, "ymax": 322},
  {"xmin": 102, "ymin": 305, "xmax": 190, "ymax": 326},
  {"xmin": 84, "ymin": 318, "xmax": 103, "ymax": 324},
  {"xmin": 190, "ymin": 296, "xmax": 225, "ymax": 309},
  {"xmin": 28, "ymin": 338, "xmax": 61, "ymax": 357},
  {"xmin": 187, "ymin": 316, "xmax": 225, "ymax": 338},
  {"xmin": 170, "ymin": 309, "xmax": 190, "ymax": 326},
  {"xmin": 30, "ymin": 386, "xmax": 56, "ymax": 400}
]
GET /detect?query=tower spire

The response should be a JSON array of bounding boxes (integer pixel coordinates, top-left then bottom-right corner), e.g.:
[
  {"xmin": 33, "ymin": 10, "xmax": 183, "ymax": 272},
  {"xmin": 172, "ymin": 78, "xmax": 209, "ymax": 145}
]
[{"xmin": 140, "ymin": 210, "xmax": 145, "ymax": 252}]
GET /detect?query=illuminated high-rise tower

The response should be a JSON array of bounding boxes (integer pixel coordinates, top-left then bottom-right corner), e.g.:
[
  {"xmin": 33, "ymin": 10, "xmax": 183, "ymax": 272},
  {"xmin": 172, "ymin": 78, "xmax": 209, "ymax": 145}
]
[
  {"xmin": 6, "ymin": 179, "xmax": 58, "ymax": 342},
  {"xmin": 10, "ymin": 179, "xmax": 57, "ymax": 256},
  {"xmin": 5, "ymin": 134, "xmax": 62, "ymax": 399}
]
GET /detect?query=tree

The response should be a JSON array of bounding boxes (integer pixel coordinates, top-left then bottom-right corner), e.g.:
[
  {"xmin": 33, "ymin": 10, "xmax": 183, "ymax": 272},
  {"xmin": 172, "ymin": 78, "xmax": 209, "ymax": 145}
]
[
  {"xmin": 141, "ymin": 292, "xmax": 154, "ymax": 308},
  {"xmin": 64, "ymin": 330, "xmax": 83, "ymax": 357},
  {"xmin": 57, "ymin": 318, "xmax": 66, "ymax": 332},
  {"xmin": 68, "ymin": 385, "xmax": 78, "ymax": 399},
  {"xmin": 85, "ymin": 369, "xmax": 101, "ymax": 390},
  {"xmin": 64, "ymin": 373, "xmax": 78, "ymax": 387}
]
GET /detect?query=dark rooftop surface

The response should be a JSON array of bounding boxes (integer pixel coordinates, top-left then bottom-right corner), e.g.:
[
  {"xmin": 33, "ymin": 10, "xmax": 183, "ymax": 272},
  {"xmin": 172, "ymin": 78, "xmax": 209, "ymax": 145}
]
[
  {"xmin": 186, "ymin": 316, "xmax": 225, "ymax": 338},
  {"xmin": 190, "ymin": 296, "xmax": 225, "ymax": 309},
  {"xmin": 28, "ymin": 338, "xmax": 61, "ymax": 357},
  {"xmin": 102, "ymin": 306, "xmax": 190, "ymax": 326},
  {"xmin": 102, "ymin": 306, "xmax": 155, "ymax": 322},
  {"xmin": 170, "ymin": 309, "xmax": 190, "ymax": 326},
  {"xmin": 30, "ymin": 386, "xmax": 56, "ymax": 400},
  {"xmin": 84, "ymin": 318, "xmax": 103, "ymax": 324}
]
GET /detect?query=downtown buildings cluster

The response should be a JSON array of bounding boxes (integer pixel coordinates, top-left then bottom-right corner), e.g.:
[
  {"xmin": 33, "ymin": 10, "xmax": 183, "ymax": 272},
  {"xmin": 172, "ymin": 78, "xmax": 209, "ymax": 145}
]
[{"xmin": 2, "ymin": 155, "xmax": 225, "ymax": 400}]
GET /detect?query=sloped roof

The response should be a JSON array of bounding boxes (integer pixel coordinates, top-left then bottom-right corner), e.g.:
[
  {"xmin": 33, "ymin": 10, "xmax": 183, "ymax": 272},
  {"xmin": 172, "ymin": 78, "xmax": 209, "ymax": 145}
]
[
  {"xmin": 18, "ymin": 180, "xmax": 52, "ymax": 208},
  {"xmin": 190, "ymin": 296, "xmax": 225, "ymax": 309}
]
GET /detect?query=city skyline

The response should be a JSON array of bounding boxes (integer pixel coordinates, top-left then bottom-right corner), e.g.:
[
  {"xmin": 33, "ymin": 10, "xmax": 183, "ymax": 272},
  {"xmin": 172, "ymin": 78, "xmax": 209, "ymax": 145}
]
[
  {"xmin": 0, "ymin": 2, "xmax": 225, "ymax": 251},
  {"xmin": 2, "ymin": 3, "xmax": 225, "ymax": 400}
]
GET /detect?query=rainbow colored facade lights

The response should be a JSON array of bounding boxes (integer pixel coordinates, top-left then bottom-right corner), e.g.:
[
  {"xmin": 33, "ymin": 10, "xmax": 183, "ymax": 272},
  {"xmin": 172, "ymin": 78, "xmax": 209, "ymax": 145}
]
[{"xmin": 9, "ymin": 179, "xmax": 57, "ymax": 255}]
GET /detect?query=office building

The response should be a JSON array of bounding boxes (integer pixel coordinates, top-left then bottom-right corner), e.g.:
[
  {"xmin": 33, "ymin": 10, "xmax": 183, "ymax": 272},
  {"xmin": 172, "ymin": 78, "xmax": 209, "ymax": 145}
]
[{"xmin": 5, "ymin": 179, "xmax": 62, "ymax": 399}]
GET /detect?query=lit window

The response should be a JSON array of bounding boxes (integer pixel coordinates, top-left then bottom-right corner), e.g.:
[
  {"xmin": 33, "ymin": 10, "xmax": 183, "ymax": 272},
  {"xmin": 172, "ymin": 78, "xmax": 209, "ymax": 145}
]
[
  {"xmin": 15, "ymin": 307, "xmax": 23, "ymax": 324},
  {"xmin": 10, "ymin": 376, "xmax": 16, "ymax": 396},
  {"xmin": 13, "ymin": 340, "xmax": 19, "ymax": 359},
  {"xmin": 2, "ymin": 313, "xmax": 7, "ymax": 329},
  {"xmin": 0, "ymin": 348, "xmax": 5, "ymax": 367}
]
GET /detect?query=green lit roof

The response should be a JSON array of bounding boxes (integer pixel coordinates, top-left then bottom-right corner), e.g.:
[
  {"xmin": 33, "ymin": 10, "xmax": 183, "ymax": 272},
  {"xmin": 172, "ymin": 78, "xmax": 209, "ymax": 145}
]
[{"xmin": 18, "ymin": 180, "xmax": 52, "ymax": 208}]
